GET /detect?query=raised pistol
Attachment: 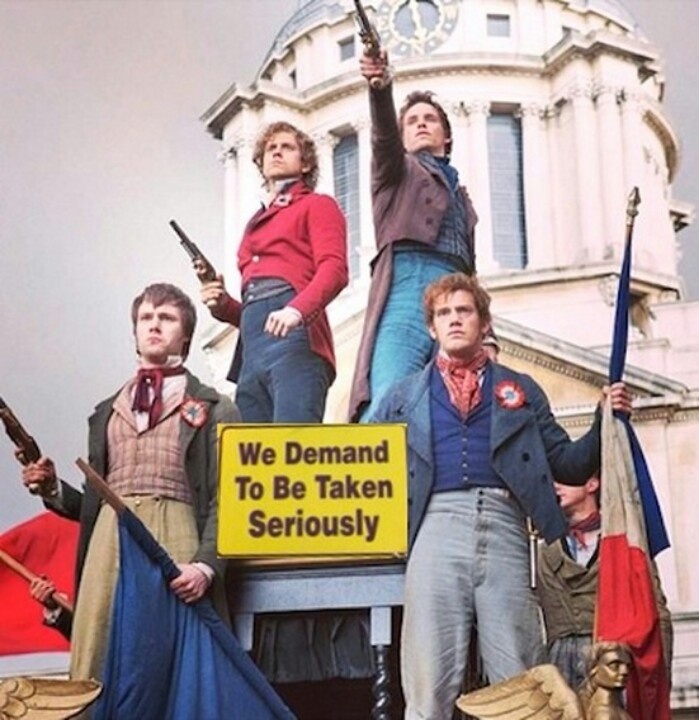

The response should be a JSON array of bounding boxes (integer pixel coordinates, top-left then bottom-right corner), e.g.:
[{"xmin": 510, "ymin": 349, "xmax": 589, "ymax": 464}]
[
  {"xmin": 354, "ymin": 0, "xmax": 385, "ymax": 89},
  {"xmin": 0, "ymin": 396, "xmax": 43, "ymax": 494},
  {"xmin": 169, "ymin": 219, "xmax": 218, "ymax": 284}
]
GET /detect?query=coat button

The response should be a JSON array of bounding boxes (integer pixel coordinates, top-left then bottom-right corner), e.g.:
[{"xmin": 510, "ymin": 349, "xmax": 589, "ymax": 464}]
[{"xmin": 522, "ymin": 452, "xmax": 530, "ymax": 462}]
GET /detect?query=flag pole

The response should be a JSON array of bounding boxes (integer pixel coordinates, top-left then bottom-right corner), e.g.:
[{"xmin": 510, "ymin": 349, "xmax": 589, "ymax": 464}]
[
  {"xmin": 609, "ymin": 187, "xmax": 640, "ymax": 384},
  {"xmin": 75, "ymin": 457, "xmax": 127, "ymax": 515}
]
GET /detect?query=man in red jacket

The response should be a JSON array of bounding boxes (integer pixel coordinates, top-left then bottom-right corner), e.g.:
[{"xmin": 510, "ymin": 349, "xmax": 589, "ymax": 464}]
[{"xmin": 200, "ymin": 121, "xmax": 349, "ymax": 423}]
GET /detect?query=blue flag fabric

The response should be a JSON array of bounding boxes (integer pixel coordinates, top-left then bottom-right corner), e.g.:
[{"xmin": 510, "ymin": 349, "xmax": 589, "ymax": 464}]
[
  {"xmin": 608, "ymin": 206, "xmax": 670, "ymax": 557},
  {"xmin": 92, "ymin": 509, "xmax": 296, "ymax": 720}
]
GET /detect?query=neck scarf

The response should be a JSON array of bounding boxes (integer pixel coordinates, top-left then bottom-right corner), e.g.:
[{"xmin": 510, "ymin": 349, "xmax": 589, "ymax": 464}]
[
  {"xmin": 435, "ymin": 155, "xmax": 460, "ymax": 192},
  {"xmin": 435, "ymin": 349, "xmax": 488, "ymax": 418},
  {"xmin": 132, "ymin": 365, "xmax": 186, "ymax": 429},
  {"xmin": 568, "ymin": 510, "xmax": 601, "ymax": 549}
]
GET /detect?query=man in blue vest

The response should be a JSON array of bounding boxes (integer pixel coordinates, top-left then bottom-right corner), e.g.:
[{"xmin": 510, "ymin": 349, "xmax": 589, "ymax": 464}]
[{"xmin": 370, "ymin": 272, "xmax": 632, "ymax": 720}]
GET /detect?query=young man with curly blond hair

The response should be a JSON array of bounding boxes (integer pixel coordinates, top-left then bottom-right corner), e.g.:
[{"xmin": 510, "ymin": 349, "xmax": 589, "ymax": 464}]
[{"xmin": 200, "ymin": 120, "xmax": 348, "ymax": 423}]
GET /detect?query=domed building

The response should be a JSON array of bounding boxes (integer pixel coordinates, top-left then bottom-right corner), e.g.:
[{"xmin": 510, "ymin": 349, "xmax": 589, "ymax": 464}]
[{"xmin": 201, "ymin": 0, "xmax": 699, "ymax": 713}]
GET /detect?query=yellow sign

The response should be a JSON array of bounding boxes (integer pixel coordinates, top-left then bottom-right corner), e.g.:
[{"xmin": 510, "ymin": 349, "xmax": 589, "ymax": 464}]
[{"xmin": 217, "ymin": 424, "xmax": 407, "ymax": 557}]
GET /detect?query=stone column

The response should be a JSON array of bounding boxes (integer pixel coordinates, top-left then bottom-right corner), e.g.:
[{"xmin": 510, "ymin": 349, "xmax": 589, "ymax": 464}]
[
  {"xmin": 544, "ymin": 100, "xmax": 569, "ymax": 266},
  {"xmin": 594, "ymin": 83, "xmax": 627, "ymax": 260},
  {"xmin": 463, "ymin": 100, "xmax": 496, "ymax": 272},
  {"xmin": 227, "ymin": 133, "xmax": 257, "ymax": 296},
  {"xmin": 519, "ymin": 103, "xmax": 552, "ymax": 269},
  {"xmin": 313, "ymin": 131, "xmax": 340, "ymax": 197},
  {"xmin": 217, "ymin": 144, "xmax": 239, "ymax": 286},
  {"xmin": 447, "ymin": 100, "xmax": 470, "ymax": 185},
  {"xmin": 570, "ymin": 83, "xmax": 604, "ymax": 263},
  {"xmin": 619, "ymin": 88, "xmax": 645, "ymax": 201}
]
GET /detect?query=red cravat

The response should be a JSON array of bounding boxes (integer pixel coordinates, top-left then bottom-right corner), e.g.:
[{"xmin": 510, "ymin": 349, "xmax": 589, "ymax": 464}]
[
  {"xmin": 132, "ymin": 366, "xmax": 185, "ymax": 429},
  {"xmin": 435, "ymin": 349, "xmax": 488, "ymax": 418},
  {"xmin": 568, "ymin": 510, "xmax": 601, "ymax": 549}
]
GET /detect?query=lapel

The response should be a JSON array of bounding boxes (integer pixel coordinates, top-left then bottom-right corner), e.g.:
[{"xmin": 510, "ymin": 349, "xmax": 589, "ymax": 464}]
[
  {"xmin": 111, "ymin": 382, "xmax": 137, "ymax": 431},
  {"xmin": 178, "ymin": 371, "xmax": 219, "ymax": 457},
  {"xmin": 403, "ymin": 364, "xmax": 435, "ymax": 467},
  {"xmin": 88, "ymin": 389, "xmax": 123, "ymax": 475},
  {"xmin": 244, "ymin": 180, "xmax": 311, "ymax": 234},
  {"xmin": 490, "ymin": 363, "xmax": 533, "ymax": 453}
]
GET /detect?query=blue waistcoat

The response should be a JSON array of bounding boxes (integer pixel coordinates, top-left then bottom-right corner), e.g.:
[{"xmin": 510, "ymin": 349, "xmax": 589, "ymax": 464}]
[{"xmin": 430, "ymin": 366, "xmax": 504, "ymax": 492}]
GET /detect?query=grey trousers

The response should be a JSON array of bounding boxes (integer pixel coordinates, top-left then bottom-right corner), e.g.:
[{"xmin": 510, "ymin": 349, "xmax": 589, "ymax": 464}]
[{"xmin": 401, "ymin": 489, "xmax": 546, "ymax": 720}]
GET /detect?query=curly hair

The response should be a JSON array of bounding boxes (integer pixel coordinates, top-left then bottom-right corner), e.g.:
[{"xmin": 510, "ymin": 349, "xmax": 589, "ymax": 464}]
[
  {"xmin": 398, "ymin": 91, "xmax": 453, "ymax": 159},
  {"xmin": 423, "ymin": 273, "xmax": 492, "ymax": 328},
  {"xmin": 252, "ymin": 121, "xmax": 319, "ymax": 189}
]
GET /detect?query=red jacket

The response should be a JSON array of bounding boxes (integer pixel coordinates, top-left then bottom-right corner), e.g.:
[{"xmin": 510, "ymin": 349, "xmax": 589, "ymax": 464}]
[{"xmin": 215, "ymin": 181, "xmax": 348, "ymax": 379}]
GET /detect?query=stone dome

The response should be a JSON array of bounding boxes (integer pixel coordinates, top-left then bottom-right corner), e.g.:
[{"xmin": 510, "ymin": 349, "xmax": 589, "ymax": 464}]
[{"xmin": 263, "ymin": 0, "xmax": 640, "ymax": 67}]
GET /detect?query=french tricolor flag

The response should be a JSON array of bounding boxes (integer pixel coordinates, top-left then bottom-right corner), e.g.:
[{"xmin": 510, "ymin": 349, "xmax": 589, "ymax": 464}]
[{"xmin": 595, "ymin": 188, "xmax": 671, "ymax": 720}]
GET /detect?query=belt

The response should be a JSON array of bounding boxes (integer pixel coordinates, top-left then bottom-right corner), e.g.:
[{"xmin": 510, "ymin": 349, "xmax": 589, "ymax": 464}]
[{"xmin": 242, "ymin": 278, "xmax": 292, "ymax": 304}]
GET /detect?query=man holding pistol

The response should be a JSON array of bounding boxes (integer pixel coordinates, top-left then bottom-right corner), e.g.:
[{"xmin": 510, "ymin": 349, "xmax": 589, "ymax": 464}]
[
  {"xmin": 199, "ymin": 120, "xmax": 348, "ymax": 424},
  {"xmin": 349, "ymin": 48, "xmax": 478, "ymax": 422}
]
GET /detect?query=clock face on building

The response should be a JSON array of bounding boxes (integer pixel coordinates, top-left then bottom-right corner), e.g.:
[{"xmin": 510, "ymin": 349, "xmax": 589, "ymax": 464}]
[{"xmin": 376, "ymin": 0, "xmax": 460, "ymax": 56}]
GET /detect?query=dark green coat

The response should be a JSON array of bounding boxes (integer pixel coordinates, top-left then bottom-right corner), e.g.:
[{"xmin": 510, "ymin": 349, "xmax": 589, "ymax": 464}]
[{"xmin": 47, "ymin": 371, "xmax": 239, "ymax": 593}]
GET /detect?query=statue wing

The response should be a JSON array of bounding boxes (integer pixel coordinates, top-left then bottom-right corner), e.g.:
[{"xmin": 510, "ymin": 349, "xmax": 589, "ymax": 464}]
[
  {"xmin": 456, "ymin": 664, "xmax": 584, "ymax": 719},
  {"xmin": 0, "ymin": 677, "xmax": 101, "ymax": 720}
]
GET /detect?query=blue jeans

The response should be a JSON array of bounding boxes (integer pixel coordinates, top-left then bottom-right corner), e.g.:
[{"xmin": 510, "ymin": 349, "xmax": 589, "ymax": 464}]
[
  {"xmin": 236, "ymin": 290, "xmax": 331, "ymax": 422},
  {"xmin": 401, "ymin": 490, "xmax": 545, "ymax": 720},
  {"xmin": 361, "ymin": 250, "xmax": 457, "ymax": 421}
]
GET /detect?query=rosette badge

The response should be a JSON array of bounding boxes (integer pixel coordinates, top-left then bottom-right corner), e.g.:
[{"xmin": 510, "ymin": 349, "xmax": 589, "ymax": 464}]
[{"xmin": 495, "ymin": 380, "xmax": 526, "ymax": 410}]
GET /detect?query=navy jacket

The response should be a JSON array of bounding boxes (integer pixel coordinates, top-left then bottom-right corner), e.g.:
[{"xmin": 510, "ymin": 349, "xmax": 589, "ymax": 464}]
[{"xmin": 372, "ymin": 361, "xmax": 601, "ymax": 549}]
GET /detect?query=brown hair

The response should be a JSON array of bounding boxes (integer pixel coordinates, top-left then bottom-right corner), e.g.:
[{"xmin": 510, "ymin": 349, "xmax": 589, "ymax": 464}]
[
  {"xmin": 399, "ymin": 91, "xmax": 453, "ymax": 159},
  {"xmin": 252, "ymin": 121, "xmax": 319, "ymax": 189},
  {"xmin": 131, "ymin": 283, "xmax": 197, "ymax": 359},
  {"xmin": 423, "ymin": 273, "xmax": 492, "ymax": 328}
]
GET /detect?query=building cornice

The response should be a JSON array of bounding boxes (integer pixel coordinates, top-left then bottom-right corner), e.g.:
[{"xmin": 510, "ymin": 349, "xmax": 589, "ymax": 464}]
[
  {"xmin": 203, "ymin": 18, "xmax": 670, "ymax": 143},
  {"xmin": 494, "ymin": 314, "xmax": 689, "ymax": 398},
  {"xmin": 483, "ymin": 262, "xmax": 682, "ymax": 299},
  {"xmin": 543, "ymin": 28, "xmax": 659, "ymax": 79}
]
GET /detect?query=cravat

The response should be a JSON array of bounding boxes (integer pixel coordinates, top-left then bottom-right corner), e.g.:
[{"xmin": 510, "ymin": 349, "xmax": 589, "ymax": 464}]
[
  {"xmin": 435, "ymin": 349, "xmax": 488, "ymax": 418},
  {"xmin": 568, "ymin": 510, "xmax": 602, "ymax": 549},
  {"xmin": 132, "ymin": 366, "xmax": 185, "ymax": 429}
]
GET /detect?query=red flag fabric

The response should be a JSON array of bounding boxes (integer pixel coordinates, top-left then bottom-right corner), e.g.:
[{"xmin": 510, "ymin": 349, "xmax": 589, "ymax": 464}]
[
  {"xmin": 0, "ymin": 511, "xmax": 78, "ymax": 655},
  {"xmin": 596, "ymin": 401, "xmax": 671, "ymax": 720}
]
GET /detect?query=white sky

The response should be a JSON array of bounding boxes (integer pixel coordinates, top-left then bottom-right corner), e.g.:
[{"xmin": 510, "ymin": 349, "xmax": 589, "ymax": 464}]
[{"xmin": 0, "ymin": 0, "xmax": 696, "ymax": 669}]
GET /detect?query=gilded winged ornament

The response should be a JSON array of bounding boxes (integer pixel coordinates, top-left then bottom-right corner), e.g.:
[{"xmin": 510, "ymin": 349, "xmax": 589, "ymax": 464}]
[
  {"xmin": 456, "ymin": 664, "xmax": 583, "ymax": 719},
  {"xmin": 457, "ymin": 643, "xmax": 634, "ymax": 720},
  {"xmin": 0, "ymin": 678, "xmax": 100, "ymax": 720}
]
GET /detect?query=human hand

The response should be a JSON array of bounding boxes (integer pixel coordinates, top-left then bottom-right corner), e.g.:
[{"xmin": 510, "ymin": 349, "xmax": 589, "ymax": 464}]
[
  {"xmin": 22, "ymin": 457, "xmax": 58, "ymax": 497},
  {"xmin": 29, "ymin": 576, "xmax": 60, "ymax": 610},
  {"xmin": 359, "ymin": 48, "xmax": 389, "ymax": 84},
  {"xmin": 602, "ymin": 382, "xmax": 633, "ymax": 416},
  {"xmin": 264, "ymin": 307, "xmax": 303, "ymax": 338},
  {"xmin": 199, "ymin": 274, "xmax": 231, "ymax": 314},
  {"xmin": 170, "ymin": 563, "xmax": 211, "ymax": 603}
]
